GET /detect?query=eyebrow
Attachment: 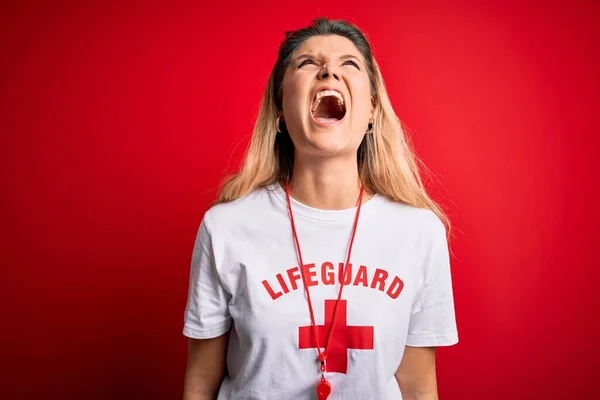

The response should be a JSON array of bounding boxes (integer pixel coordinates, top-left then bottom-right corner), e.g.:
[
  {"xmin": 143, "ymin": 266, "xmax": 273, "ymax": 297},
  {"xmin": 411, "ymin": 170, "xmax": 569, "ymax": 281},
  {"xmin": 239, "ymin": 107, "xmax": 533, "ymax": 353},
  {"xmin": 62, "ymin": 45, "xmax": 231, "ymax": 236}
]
[
  {"xmin": 294, "ymin": 53, "xmax": 363, "ymax": 63},
  {"xmin": 339, "ymin": 54, "xmax": 362, "ymax": 62}
]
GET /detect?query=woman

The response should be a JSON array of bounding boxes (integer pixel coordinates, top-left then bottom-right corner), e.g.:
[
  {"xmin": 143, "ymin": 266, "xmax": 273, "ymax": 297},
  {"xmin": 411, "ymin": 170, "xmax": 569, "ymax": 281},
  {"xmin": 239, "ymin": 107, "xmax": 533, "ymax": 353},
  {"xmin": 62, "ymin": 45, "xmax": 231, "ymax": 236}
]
[{"xmin": 182, "ymin": 17, "xmax": 458, "ymax": 400}]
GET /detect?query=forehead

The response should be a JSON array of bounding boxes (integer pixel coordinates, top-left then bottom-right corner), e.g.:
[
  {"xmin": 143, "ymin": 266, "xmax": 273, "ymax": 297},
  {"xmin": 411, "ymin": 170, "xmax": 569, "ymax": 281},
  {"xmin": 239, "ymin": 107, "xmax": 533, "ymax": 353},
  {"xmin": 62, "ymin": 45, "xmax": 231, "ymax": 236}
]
[{"xmin": 292, "ymin": 34, "xmax": 363, "ymax": 60}]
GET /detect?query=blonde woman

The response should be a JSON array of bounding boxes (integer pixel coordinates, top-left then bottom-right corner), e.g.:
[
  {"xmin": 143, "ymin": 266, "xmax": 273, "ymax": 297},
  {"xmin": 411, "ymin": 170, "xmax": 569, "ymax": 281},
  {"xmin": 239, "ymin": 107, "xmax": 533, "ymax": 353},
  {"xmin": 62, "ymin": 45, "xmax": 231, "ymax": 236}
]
[{"xmin": 182, "ymin": 17, "xmax": 458, "ymax": 400}]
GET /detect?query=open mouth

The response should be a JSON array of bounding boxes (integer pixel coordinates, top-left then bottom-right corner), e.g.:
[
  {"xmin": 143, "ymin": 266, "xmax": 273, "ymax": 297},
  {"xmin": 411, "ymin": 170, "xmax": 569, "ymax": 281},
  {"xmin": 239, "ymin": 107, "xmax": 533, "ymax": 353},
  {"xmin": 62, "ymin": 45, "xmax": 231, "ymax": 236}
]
[{"xmin": 311, "ymin": 89, "xmax": 346, "ymax": 123}]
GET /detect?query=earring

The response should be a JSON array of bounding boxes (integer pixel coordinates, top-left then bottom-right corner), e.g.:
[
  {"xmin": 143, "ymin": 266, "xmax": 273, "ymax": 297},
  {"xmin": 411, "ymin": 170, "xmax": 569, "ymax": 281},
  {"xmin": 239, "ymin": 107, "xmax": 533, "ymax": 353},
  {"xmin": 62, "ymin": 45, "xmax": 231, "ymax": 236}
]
[
  {"xmin": 276, "ymin": 116, "xmax": 283, "ymax": 134},
  {"xmin": 366, "ymin": 120, "xmax": 374, "ymax": 134}
]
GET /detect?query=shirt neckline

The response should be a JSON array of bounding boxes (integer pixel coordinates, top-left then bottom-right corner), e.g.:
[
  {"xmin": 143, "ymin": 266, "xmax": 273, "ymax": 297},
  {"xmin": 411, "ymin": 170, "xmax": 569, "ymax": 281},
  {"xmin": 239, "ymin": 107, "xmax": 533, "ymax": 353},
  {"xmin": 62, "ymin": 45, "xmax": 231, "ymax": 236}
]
[{"xmin": 266, "ymin": 183, "xmax": 381, "ymax": 223}]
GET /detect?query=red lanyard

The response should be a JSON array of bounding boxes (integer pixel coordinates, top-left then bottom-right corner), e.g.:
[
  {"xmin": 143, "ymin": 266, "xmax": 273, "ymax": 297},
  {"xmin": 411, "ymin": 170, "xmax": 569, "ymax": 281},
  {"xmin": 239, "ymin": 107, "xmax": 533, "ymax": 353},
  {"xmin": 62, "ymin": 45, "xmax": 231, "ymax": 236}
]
[{"xmin": 285, "ymin": 183, "xmax": 365, "ymax": 399}]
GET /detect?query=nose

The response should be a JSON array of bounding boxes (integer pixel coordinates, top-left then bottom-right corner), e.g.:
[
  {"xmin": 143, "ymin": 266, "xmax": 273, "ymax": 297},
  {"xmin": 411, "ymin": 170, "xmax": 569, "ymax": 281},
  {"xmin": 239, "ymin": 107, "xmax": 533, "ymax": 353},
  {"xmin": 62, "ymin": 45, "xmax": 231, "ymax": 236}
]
[{"xmin": 318, "ymin": 62, "xmax": 340, "ymax": 81}]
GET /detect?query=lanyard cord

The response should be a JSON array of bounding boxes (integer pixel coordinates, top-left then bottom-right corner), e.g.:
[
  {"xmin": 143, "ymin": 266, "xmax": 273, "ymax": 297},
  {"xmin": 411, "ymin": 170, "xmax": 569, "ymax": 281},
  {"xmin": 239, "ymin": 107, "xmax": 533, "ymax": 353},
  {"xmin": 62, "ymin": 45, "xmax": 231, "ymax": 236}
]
[{"xmin": 285, "ymin": 183, "xmax": 365, "ymax": 372}]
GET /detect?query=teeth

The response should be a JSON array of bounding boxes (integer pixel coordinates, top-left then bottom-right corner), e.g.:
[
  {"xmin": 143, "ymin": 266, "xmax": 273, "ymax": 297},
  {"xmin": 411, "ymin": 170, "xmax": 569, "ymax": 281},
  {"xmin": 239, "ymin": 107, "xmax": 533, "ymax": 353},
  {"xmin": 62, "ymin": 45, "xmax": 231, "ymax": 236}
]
[{"xmin": 312, "ymin": 89, "xmax": 344, "ymax": 112}]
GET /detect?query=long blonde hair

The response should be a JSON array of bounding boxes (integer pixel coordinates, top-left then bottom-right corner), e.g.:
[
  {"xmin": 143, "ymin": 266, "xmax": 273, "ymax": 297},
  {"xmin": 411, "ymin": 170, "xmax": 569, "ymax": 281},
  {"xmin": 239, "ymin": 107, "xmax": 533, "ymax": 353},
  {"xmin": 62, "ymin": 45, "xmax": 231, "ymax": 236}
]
[{"xmin": 214, "ymin": 18, "xmax": 451, "ymax": 236}]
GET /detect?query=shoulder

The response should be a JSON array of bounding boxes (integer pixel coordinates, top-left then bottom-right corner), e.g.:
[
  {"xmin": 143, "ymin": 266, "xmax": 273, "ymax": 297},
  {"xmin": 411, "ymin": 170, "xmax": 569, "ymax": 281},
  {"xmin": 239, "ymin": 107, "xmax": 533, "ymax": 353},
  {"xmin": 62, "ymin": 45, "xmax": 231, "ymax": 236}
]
[
  {"xmin": 372, "ymin": 195, "xmax": 447, "ymax": 241},
  {"xmin": 201, "ymin": 184, "xmax": 282, "ymax": 235}
]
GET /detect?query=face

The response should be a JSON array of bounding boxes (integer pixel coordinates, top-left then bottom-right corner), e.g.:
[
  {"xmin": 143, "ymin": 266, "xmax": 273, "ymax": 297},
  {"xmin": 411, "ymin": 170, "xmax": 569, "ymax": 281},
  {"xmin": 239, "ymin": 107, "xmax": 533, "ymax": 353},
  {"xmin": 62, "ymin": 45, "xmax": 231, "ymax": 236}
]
[{"xmin": 281, "ymin": 35, "xmax": 374, "ymax": 159}]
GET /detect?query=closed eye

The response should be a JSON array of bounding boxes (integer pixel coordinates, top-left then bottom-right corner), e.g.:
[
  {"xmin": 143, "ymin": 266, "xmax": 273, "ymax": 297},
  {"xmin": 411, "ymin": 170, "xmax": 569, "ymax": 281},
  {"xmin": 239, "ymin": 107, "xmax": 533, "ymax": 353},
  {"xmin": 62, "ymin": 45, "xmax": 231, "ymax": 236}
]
[
  {"xmin": 298, "ymin": 59, "xmax": 316, "ymax": 68},
  {"xmin": 343, "ymin": 60, "xmax": 360, "ymax": 69}
]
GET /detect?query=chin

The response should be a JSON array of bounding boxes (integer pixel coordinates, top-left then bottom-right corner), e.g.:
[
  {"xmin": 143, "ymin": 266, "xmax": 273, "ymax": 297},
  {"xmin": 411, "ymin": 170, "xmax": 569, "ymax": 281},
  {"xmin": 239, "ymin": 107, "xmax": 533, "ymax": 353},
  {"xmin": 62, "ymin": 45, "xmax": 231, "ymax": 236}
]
[{"xmin": 304, "ymin": 136, "xmax": 355, "ymax": 158}]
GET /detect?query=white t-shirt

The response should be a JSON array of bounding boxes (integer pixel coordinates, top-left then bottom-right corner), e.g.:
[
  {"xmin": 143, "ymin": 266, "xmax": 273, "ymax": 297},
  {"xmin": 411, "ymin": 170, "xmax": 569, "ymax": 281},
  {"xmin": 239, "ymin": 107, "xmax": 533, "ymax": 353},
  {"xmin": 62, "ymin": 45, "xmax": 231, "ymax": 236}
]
[{"xmin": 183, "ymin": 183, "xmax": 458, "ymax": 399}]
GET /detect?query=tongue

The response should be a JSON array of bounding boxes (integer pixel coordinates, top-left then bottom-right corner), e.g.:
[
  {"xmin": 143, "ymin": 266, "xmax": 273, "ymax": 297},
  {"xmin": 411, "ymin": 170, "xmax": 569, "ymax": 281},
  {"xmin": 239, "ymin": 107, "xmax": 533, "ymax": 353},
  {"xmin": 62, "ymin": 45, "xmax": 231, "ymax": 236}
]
[
  {"xmin": 313, "ymin": 96, "xmax": 343, "ymax": 122},
  {"xmin": 315, "ymin": 117, "xmax": 339, "ymax": 123}
]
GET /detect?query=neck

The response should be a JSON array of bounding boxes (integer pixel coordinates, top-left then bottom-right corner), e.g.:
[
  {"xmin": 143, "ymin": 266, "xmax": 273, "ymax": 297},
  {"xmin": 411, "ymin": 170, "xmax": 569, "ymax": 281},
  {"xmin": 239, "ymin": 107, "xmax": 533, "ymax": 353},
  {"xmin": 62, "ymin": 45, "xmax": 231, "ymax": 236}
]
[{"xmin": 285, "ymin": 156, "xmax": 370, "ymax": 210}]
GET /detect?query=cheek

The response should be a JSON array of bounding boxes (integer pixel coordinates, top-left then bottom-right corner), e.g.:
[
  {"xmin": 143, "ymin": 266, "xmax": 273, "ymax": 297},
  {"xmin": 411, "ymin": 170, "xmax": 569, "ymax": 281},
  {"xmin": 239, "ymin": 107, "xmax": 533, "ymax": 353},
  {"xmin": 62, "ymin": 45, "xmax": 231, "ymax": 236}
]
[
  {"xmin": 353, "ymin": 95, "xmax": 372, "ymax": 120},
  {"xmin": 282, "ymin": 76, "xmax": 305, "ymax": 114},
  {"xmin": 349, "ymin": 76, "xmax": 373, "ymax": 118}
]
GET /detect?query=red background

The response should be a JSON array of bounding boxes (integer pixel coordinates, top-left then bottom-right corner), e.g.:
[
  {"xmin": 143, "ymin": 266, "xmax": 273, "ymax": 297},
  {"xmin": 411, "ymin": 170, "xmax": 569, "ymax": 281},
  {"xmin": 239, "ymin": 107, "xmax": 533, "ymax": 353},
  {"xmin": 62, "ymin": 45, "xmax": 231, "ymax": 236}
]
[{"xmin": 2, "ymin": 1, "xmax": 599, "ymax": 399}]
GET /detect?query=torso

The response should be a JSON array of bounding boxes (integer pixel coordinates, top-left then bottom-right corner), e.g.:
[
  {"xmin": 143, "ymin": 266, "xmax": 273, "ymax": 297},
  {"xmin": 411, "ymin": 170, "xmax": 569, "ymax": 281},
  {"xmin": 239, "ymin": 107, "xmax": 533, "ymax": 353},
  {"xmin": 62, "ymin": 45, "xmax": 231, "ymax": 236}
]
[{"xmin": 193, "ymin": 184, "xmax": 451, "ymax": 399}]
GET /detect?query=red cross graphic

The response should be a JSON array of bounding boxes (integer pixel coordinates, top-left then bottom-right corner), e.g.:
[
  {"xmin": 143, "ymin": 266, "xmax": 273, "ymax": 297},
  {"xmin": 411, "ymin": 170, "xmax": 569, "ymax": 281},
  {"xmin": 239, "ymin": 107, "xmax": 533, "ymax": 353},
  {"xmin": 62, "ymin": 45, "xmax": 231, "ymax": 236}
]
[{"xmin": 298, "ymin": 299, "xmax": 374, "ymax": 374}]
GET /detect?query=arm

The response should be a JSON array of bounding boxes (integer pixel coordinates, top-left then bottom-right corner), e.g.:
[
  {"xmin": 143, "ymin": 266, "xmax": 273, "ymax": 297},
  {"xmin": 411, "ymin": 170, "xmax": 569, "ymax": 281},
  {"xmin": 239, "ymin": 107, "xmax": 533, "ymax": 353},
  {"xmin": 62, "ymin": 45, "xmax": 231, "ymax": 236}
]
[
  {"xmin": 395, "ymin": 346, "xmax": 438, "ymax": 400},
  {"xmin": 183, "ymin": 216, "xmax": 232, "ymax": 399},
  {"xmin": 183, "ymin": 333, "xmax": 229, "ymax": 400}
]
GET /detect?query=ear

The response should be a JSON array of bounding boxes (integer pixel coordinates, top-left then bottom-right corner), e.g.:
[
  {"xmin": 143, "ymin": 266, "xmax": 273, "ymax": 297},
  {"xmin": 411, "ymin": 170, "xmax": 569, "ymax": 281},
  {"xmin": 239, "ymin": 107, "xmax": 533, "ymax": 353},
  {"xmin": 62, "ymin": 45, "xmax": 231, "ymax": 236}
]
[
  {"xmin": 277, "ymin": 113, "xmax": 287, "ymax": 134},
  {"xmin": 370, "ymin": 96, "xmax": 376, "ymax": 121}
]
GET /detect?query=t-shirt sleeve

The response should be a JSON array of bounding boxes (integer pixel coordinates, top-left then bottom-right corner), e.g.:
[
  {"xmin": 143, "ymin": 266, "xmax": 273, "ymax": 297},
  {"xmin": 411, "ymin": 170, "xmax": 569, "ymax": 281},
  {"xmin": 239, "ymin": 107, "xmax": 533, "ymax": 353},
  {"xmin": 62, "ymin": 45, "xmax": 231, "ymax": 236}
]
[
  {"xmin": 182, "ymin": 216, "xmax": 232, "ymax": 339},
  {"xmin": 406, "ymin": 219, "xmax": 459, "ymax": 347}
]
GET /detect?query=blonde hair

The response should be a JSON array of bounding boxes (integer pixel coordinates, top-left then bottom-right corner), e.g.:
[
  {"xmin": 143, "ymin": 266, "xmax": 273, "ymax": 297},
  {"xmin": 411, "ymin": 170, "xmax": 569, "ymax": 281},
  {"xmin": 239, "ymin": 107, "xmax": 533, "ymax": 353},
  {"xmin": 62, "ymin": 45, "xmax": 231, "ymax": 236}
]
[{"xmin": 214, "ymin": 19, "xmax": 451, "ymax": 237}]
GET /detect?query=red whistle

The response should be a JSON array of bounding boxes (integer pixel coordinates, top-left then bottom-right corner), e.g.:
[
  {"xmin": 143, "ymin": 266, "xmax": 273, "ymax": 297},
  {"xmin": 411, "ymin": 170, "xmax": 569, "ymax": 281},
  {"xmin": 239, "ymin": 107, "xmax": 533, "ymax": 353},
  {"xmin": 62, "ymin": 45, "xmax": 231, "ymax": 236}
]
[{"xmin": 317, "ymin": 378, "xmax": 332, "ymax": 400}]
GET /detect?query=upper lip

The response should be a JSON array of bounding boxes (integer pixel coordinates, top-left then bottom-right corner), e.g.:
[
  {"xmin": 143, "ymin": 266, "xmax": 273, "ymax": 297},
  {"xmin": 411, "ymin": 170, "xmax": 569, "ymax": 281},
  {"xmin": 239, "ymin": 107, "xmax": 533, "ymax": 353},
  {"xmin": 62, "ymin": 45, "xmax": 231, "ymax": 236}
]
[{"xmin": 310, "ymin": 85, "xmax": 347, "ymax": 107}]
